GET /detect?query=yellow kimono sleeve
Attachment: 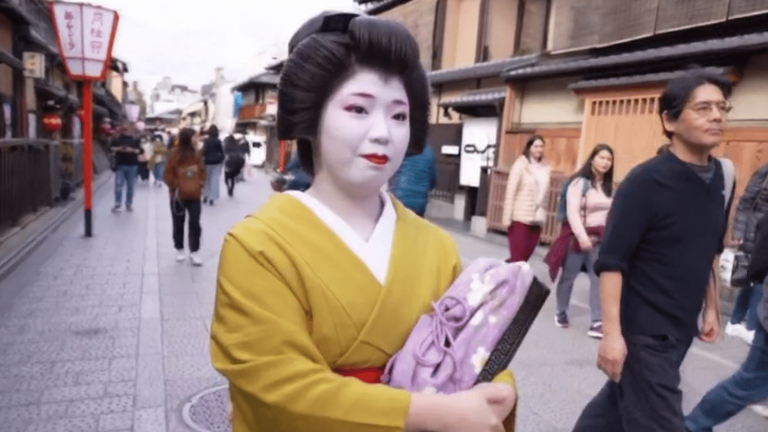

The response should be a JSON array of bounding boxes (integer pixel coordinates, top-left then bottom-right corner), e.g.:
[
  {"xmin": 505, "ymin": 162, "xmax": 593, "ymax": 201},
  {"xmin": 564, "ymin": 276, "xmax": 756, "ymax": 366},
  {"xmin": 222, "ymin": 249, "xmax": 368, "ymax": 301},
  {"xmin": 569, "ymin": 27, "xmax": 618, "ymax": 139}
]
[
  {"xmin": 210, "ymin": 232, "xmax": 411, "ymax": 432},
  {"xmin": 493, "ymin": 370, "xmax": 518, "ymax": 431}
]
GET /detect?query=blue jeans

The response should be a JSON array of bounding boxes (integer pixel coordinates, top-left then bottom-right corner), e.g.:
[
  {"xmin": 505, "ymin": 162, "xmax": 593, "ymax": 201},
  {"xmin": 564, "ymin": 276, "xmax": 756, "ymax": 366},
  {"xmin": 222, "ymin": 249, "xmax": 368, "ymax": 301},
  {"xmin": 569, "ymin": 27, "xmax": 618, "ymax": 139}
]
[
  {"xmin": 114, "ymin": 165, "xmax": 138, "ymax": 206},
  {"xmin": 204, "ymin": 164, "xmax": 222, "ymax": 201},
  {"xmin": 730, "ymin": 283, "xmax": 763, "ymax": 331},
  {"xmin": 684, "ymin": 324, "xmax": 768, "ymax": 432},
  {"xmin": 153, "ymin": 162, "xmax": 165, "ymax": 183}
]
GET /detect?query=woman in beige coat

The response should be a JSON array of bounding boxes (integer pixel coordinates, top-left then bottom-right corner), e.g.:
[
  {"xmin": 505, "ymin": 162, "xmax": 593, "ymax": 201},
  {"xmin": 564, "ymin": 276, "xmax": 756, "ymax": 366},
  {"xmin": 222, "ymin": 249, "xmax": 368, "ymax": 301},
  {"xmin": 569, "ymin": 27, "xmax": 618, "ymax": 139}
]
[{"xmin": 501, "ymin": 135, "xmax": 551, "ymax": 262}]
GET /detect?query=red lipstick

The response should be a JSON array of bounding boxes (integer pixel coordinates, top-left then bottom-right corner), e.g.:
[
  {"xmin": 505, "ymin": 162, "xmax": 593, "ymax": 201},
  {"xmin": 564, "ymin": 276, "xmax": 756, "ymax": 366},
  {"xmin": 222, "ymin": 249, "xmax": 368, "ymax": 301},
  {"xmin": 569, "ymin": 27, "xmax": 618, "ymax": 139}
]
[{"xmin": 362, "ymin": 154, "xmax": 389, "ymax": 165}]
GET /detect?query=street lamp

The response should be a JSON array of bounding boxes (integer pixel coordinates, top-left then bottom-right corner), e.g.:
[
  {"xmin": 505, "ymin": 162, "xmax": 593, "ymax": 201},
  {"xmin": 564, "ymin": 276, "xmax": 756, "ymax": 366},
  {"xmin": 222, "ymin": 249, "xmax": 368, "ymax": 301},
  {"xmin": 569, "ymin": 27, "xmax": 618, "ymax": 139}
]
[{"xmin": 49, "ymin": 1, "xmax": 120, "ymax": 238}]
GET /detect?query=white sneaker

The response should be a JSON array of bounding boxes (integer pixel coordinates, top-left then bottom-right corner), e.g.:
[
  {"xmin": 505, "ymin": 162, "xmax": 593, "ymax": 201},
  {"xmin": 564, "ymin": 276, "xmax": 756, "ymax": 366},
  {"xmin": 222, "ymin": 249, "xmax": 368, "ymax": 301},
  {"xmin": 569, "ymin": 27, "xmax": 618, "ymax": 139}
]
[
  {"xmin": 175, "ymin": 250, "xmax": 186, "ymax": 262},
  {"xmin": 749, "ymin": 403, "xmax": 768, "ymax": 418},
  {"xmin": 741, "ymin": 329, "xmax": 755, "ymax": 345},
  {"xmin": 725, "ymin": 322, "xmax": 747, "ymax": 338},
  {"xmin": 190, "ymin": 253, "xmax": 203, "ymax": 266}
]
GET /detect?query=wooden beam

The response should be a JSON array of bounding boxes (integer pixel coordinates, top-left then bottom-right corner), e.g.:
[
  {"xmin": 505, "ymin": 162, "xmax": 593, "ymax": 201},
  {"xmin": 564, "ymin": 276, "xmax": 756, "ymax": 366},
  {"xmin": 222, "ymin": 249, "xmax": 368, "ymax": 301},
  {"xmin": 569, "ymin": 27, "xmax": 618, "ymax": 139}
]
[{"xmin": 496, "ymin": 84, "xmax": 518, "ymax": 168}]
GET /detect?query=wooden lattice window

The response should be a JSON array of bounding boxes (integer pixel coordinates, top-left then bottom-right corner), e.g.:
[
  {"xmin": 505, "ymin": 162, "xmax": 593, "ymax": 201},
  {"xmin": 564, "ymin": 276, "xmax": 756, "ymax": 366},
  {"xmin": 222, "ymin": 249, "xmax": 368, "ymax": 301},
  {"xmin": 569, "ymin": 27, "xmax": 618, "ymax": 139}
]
[{"xmin": 578, "ymin": 90, "xmax": 666, "ymax": 180}]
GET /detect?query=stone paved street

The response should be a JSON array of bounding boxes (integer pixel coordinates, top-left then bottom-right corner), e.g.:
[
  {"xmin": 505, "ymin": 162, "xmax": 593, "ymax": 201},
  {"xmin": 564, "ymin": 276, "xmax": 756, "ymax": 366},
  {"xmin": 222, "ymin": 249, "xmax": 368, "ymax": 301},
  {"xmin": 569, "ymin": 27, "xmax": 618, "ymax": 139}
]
[{"xmin": 0, "ymin": 170, "xmax": 765, "ymax": 432}]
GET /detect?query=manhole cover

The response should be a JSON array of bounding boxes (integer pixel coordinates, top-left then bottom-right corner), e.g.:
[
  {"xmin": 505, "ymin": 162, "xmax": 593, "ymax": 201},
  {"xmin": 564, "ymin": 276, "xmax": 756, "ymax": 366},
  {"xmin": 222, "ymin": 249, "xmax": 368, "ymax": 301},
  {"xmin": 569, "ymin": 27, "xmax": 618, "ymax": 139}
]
[{"xmin": 182, "ymin": 385, "xmax": 231, "ymax": 432}]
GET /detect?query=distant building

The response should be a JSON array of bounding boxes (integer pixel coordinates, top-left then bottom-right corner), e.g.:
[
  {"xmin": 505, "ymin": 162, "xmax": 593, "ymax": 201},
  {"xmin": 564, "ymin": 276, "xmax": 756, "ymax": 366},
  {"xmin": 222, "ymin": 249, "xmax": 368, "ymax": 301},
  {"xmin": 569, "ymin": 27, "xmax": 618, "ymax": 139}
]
[
  {"xmin": 181, "ymin": 68, "xmax": 236, "ymax": 132},
  {"xmin": 149, "ymin": 77, "xmax": 200, "ymax": 116}
]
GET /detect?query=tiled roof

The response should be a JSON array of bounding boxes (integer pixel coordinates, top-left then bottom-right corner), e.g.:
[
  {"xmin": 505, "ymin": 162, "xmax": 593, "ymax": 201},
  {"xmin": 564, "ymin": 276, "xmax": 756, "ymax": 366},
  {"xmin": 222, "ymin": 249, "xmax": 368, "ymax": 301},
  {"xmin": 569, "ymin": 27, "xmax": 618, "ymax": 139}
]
[
  {"xmin": 265, "ymin": 60, "xmax": 285, "ymax": 73},
  {"xmin": 568, "ymin": 67, "xmax": 730, "ymax": 91},
  {"xmin": 429, "ymin": 54, "xmax": 538, "ymax": 86},
  {"xmin": 232, "ymin": 73, "xmax": 280, "ymax": 92},
  {"xmin": 439, "ymin": 87, "xmax": 506, "ymax": 108},
  {"xmin": 503, "ymin": 31, "xmax": 768, "ymax": 81}
]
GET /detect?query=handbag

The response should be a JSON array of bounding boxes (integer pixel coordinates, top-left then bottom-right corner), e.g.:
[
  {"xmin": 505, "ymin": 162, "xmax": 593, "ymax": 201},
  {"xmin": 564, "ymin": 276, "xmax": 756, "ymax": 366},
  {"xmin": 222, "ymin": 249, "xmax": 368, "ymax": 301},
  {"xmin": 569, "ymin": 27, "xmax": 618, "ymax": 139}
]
[
  {"xmin": 730, "ymin": 171, "xmax": 768, "ymax": 287},
  {"xmin": 382, "ymin": 259, "xmax": 550, "ymax": 394},
  {"xmin": 170, "ymin": 190, "xmax": 185, "ymax": 217},
  {"xmin": 730, "ymin": 251, "xmax": 750, "ymax": 288}
]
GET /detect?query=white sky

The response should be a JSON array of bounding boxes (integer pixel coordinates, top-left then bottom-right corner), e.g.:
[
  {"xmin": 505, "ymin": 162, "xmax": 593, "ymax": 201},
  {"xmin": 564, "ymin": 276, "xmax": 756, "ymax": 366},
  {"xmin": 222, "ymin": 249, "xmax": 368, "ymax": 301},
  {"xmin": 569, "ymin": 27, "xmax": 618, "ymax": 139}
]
[{"xmin": 93, "ymin": 0, "xmax": 360, "ymax": 93}]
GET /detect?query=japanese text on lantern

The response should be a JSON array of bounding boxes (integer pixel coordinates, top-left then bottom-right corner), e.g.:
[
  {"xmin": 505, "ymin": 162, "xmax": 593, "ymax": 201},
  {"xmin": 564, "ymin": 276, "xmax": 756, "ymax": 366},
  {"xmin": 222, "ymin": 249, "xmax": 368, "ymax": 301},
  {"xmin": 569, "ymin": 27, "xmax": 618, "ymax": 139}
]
[
  {"xmin": 89, "ymin": 12, "xmax": 103, "ymax": 55},
  {"xmin": 64, "ymin": 10, "xmax": 76, "ymax": 51},
  {"xmin": 81, "ymin": 7, "xmax": 115, "ymax": 61},
  {"xmin": 52, "ymin": 4, "xmax": 83, "ymax": 58}
]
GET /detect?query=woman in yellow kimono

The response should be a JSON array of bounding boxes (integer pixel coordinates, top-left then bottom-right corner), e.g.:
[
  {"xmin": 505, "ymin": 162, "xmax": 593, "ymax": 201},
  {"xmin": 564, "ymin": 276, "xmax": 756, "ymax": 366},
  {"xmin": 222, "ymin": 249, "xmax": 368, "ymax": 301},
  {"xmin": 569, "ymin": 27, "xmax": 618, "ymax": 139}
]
[{"xmin": 210, "ymin": 11, "xmax": 517, "ymax": 432}]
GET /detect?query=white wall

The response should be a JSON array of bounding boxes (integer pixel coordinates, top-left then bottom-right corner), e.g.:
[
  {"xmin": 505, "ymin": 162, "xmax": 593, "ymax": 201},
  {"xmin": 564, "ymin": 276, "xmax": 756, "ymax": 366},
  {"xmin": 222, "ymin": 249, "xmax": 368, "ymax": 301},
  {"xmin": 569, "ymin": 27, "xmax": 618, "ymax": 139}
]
[
  {"xmin": 213, "ymin": 83, "xmax": 236, "ymax": 135},
  {"xmin": 730, "ymin": 53, "xmax": 768, "ymax": 123},
  {"xmin": 519, "ymin": 77, "xmax": 583, "ymax": 125}
]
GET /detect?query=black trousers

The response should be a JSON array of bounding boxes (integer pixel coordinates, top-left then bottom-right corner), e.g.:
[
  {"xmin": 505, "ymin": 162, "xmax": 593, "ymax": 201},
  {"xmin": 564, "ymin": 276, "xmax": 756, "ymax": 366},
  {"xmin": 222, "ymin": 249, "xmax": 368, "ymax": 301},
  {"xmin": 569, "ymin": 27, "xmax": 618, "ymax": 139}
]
[
  {"xmin": 572, "ymin": 334, "xmax": 693, "ymax": 432},
  {"xmin": 225, "ymin": 169, "xmax": 240, "ymax": 196},
  {"xmin": 171, "ymin": 199, "xmax": 201, "ymax": 252}
]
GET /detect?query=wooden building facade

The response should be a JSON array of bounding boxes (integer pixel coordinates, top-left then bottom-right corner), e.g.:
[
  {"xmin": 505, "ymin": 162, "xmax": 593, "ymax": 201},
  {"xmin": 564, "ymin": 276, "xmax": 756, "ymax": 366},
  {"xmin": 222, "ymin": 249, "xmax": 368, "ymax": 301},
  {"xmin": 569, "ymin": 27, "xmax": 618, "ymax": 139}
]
[{"xmin": 485, "ymin": 0, "xmax": 768, "ymax": 239}]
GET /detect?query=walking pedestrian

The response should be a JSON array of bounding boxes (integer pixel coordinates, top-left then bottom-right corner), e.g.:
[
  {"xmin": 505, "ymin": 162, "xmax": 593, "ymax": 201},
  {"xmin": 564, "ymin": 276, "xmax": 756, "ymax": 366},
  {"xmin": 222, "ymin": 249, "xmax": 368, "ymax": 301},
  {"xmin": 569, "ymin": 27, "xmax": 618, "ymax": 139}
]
[
  {"xmin": 726, "ymin": 162, "xmax": 768, "ymax": 345},
  {"xmin": 282, "ymin": 152, "xmax": 312, "ymax": 192},
  {"xmin": 164, "ymin": 127, "xmax": 206, "ymax": 266},
  {"xmin": 109, "ymin": 125, "xmax": 144, "ymax": 212},
  {"xmin": 149, "ymin": 134, "xmax": 168, "ymax": 187},
  {"xmin": 201, "ymin": 125, "xmax": 224, "ymax": 205},
  {"xmin": 236, "ymin": 133, "xmax": 251, "ymax": 181},
  {"xmin": 209, "ymin": 11, "xmax": 517, "ymax": 432},
  {"xmin": 571, "ymin": 68, "xmax": 736, "ymax": 432},
  {"xmin": 223, "ymin": 135, "xmax": 245, "ymax": 197},
  {"xmin": 502, "ymin": 135, "xmax": 551, "ymax": 262},
  {"xmin": 388, "ymin": 144, "xmax": 437, "ymax": 217},
  {"xmin": 545, "ymin": 144, "xmax": 614, "ymax": 338},
  {"xmin": 684, "ymin": 209, "xmax": 768, "ymax": 431},
  {"xmin": 137, "ymin": 136, "xmax": 152, "ymax": 182}
]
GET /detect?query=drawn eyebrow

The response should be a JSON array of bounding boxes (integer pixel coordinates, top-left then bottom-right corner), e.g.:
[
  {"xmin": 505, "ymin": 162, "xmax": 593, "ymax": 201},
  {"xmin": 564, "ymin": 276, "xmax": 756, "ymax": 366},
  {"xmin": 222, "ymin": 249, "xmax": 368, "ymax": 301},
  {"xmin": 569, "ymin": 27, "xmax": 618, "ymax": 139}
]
[{"xmin": 350, "ymin": 92, "xmax": 408, "ymax": 106}]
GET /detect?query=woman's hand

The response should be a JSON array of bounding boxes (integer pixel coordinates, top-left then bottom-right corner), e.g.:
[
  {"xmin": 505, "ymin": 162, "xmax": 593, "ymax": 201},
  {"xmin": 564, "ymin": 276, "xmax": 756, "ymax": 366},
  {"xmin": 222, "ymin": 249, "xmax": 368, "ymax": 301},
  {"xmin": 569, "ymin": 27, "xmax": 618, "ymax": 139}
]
[
  {"xmin": 473, "ymin": 382, "xmax": 516, "ymax": 422},
  {"xmin": 578, "ymin": 236, "xmax": 593, "ymax": 251},
  {"xmin": 407, "ymin": 384, "xmax": 513, "ymax": 432},
  {"xmin": 441, "ymin": 384, "xmax": 513, "ymax": 432}
]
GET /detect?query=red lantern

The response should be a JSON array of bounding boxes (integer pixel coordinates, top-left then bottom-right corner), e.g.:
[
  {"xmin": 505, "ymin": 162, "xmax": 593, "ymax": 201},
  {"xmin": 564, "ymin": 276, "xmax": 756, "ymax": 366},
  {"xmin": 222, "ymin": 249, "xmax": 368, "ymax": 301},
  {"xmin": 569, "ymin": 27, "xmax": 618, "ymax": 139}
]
[{"xmin": 42, "ymin": 113, "xmax": 62, "ymax": 133}]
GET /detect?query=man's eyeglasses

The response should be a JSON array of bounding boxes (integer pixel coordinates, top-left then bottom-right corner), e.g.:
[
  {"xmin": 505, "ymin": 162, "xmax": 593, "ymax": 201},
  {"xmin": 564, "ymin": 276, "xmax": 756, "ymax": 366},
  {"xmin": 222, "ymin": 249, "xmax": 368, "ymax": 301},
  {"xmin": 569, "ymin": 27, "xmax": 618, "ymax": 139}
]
[{"xmin": 686, "ymin": 100, "xmax": 733, "ymax": 117}]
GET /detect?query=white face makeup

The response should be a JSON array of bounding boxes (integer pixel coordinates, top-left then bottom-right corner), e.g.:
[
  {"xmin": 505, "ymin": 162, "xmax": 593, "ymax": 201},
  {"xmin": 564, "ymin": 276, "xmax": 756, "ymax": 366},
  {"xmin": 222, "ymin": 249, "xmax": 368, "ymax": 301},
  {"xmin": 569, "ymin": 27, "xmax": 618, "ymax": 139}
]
[{"xmin": 315, "ymin": 68, "xmax": 411, "ymax": 196}]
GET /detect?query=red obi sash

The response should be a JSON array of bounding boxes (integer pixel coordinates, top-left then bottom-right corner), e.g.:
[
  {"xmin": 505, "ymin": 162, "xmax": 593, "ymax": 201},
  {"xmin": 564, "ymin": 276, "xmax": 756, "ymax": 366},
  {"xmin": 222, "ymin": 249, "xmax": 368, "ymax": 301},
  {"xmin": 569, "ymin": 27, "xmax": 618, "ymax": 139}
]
[{"xmin": 334, "ymin": 367, "xmax": 385, "ymax": 384}]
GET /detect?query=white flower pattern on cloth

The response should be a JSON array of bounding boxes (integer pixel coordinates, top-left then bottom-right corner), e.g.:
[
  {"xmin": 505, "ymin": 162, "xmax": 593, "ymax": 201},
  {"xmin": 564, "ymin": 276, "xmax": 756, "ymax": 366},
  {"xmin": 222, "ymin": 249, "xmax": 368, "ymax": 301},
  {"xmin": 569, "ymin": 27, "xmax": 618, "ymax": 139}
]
[
  {"xmin": 470, "ymin": 346, "xmax": 490, "ymax": 374},
  {"xmin": 466, "ymin": 272, "xmax": 496, "ymax": 306},
  {"xmin": 470, "ymin": 309, "xmax": 486, "ymax": 326}
]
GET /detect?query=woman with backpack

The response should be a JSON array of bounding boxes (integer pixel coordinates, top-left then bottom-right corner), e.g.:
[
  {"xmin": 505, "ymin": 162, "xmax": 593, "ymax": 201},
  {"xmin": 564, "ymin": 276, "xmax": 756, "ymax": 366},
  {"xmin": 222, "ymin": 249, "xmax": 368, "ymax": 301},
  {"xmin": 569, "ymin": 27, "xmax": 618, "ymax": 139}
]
[
  {"xmin": 223, "ymin": 135, "xmax": 245, "ymax": 197},
  {"xmin": 501, "ymin": 135, "xmax": 551, "ymax": 262},
  {"xmin": 201, "ymin": 125, "xmax": 225, "ymax": 205},
  {"xmin": 544, "ymin": 143, "xmax": 615, "ymax": 339},
  {"xmin": 164, "ymin": 128, "xmax": 206, "ymax": 266}
]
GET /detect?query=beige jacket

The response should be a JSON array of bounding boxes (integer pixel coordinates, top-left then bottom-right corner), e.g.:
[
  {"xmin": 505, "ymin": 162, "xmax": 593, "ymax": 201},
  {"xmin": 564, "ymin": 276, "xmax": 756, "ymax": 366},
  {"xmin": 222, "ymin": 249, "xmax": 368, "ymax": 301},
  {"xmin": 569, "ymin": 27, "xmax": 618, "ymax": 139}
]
[{"xmin": 502, "ymin": 156, "xmax": 551, "ymax": 227}]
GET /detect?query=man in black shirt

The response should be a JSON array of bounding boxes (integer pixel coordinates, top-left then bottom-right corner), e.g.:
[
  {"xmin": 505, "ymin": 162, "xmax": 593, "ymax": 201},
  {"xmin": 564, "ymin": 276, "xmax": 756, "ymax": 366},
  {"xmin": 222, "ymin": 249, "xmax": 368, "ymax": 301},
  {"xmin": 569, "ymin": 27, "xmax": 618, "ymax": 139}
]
[
  {"xmin": 109, "ymin": 126, "xmax": 144, "ymax": 212},
  {"xmin": 572, "ymin": 69, "xmax": 736, "ymax": 432}
]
